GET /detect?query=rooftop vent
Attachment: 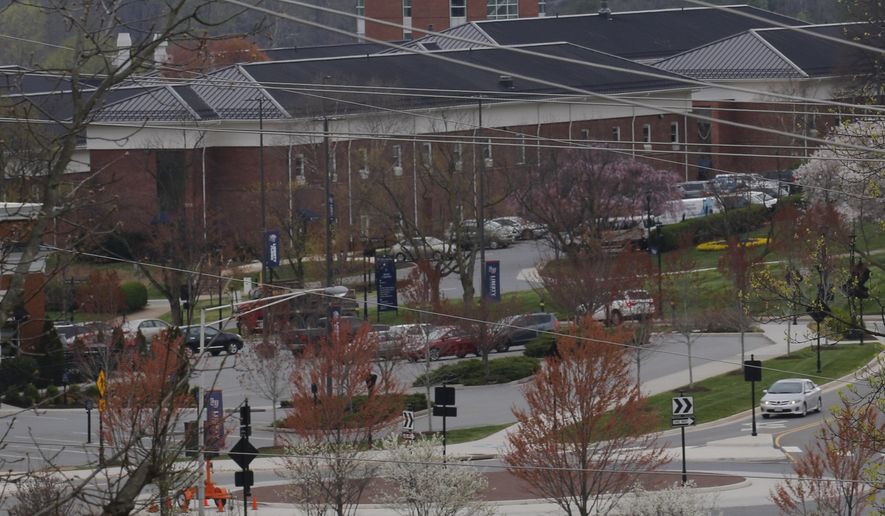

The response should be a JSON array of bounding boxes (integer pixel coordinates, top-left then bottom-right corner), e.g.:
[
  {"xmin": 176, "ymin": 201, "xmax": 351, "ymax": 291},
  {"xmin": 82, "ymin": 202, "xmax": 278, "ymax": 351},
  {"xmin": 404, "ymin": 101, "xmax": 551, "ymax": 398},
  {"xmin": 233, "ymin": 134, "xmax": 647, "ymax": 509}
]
[{"xmin": 498, "ymin": 75, "xmax": 514, "ymax": 89}]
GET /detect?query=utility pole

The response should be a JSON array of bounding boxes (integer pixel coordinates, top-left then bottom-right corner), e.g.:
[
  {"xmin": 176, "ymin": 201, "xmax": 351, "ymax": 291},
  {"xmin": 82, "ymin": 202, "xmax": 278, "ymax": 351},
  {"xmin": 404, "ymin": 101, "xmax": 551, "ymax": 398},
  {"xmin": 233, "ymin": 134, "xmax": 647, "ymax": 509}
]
[
  {"xmin": 252, "ymin": 97, "xmax": 268, "ymax": 287},
  {"xmin": 477, "ymin": 97, "xmax": 486, "ymax": 299},
  {"xmin": 323, "ymin": 75, "xmax": 334, "ymax": 288}
]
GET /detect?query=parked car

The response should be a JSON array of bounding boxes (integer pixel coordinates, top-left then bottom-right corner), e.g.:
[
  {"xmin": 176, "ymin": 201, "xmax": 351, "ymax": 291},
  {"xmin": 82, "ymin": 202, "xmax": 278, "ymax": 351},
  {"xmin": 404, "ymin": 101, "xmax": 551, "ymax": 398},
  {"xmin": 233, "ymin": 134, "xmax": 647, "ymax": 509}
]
[
  {"xmin": 181, "ymin": 325, "xmax": 243, "ymax": 356},
  {"xmin": 676, "ymin": 180, "xmax": 712, "ymax": 199},
  {"xmin": 746, "ymin": 190, "xmax": 778, "ymax": 208},
  {"xmin": 405, "ymin": 326, "xmax": 479, "ymax": 361},
  {"xmin": 120, "ymin": 318, "xmax": 171, "ymax": 340},
  {"xmin": 389, "ymin": 236, "xmax": 450, "ymax": 263},
  {"xmin": 492, "ymin": 216, "xmax": 546, "ymax": 240},
  {"xmin": 578, "ymin": 290, "xmax": 655, "ymax": 325},
  {"xmin": 760, "ymin": 378, "xmax": 822, "ymax": 418},
  {"xmin": 377, "ymin": 323, "xmax": 435, "ymax": 359},
  {"xmin": 449, "ymin": 219, "xmax": 515, "ymax": 249},
  {"xmin": 490, "ymin": 313, "xmax": 559, "ymax": 352}
]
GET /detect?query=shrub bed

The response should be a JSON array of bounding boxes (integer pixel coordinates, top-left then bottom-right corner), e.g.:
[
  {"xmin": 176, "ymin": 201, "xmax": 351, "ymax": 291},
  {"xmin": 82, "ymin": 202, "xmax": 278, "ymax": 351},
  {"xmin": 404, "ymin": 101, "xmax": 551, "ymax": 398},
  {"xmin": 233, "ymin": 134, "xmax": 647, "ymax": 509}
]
[
  {"xmin": 523, "ymin": 337, "xmax": 556, "ymax": 357},
  {"xmin": 413, "ymin": 356, "xmax": 540, "ymax": 387},
  {"xmin": 120, "ymin": 281, "xmax": 148, "ymax": 312}
]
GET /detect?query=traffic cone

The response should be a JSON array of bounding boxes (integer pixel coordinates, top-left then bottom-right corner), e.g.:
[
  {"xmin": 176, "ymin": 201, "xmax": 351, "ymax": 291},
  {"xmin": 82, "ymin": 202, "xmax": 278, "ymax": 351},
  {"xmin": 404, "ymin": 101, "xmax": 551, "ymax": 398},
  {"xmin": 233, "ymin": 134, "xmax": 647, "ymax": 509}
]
[
  {"xmin": 252, "ymin": 495, "xmax": 258, "ymax": 511},
  {"xmin": 216, "ymin": 499, "xmax": 225, "ymax": 512}
]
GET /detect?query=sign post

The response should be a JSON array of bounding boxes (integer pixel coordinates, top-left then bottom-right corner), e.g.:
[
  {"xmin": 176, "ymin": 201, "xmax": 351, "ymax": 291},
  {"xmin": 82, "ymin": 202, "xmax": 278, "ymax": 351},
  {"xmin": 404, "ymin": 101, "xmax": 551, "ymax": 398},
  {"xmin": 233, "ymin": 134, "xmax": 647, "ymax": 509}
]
[
  {"xmin": 402, "ymin": 410, "xmax": 415, "ymax": 441},
  {"xmin": 84, "ymin": 399, "xmax": 93, "ymax": 444},
  {"xmin": 231, "ymin": 400, "xmax": 259, "ymax": 515},
  {"xmin": 743, "ymin": 354, "xmax": 762, "ymax": 437},
  {"xmin": 432, "ymin": 385, "xmax": 457, "ymax": 461},
  {"xmin": 671, "ymin": 393, "xmax": 694, "ymax": 485}
]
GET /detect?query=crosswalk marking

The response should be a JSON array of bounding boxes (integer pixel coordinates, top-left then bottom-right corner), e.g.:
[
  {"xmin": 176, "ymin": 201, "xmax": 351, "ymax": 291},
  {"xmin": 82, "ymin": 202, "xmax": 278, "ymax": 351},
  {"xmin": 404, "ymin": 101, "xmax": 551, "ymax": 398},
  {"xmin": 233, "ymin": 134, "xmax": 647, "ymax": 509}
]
[
  {"xmin": 782, "ymin": 446, "xmax": 802, "ymax": 453},
  {"xmin": 741, "ymin": 421, "xmax": 787, "ymax": 431}
]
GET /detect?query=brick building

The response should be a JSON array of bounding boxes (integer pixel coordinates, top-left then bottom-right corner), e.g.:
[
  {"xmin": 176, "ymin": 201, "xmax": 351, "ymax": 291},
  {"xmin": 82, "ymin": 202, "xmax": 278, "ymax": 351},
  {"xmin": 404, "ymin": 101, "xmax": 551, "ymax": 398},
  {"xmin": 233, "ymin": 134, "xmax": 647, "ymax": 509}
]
[
  {"xmin": 4, "ymin": 6, "xmax": 874, "ymax": 262},
  {"xmin": 359, "ymin": 0, "xmax": 542, "ymax": 41}
]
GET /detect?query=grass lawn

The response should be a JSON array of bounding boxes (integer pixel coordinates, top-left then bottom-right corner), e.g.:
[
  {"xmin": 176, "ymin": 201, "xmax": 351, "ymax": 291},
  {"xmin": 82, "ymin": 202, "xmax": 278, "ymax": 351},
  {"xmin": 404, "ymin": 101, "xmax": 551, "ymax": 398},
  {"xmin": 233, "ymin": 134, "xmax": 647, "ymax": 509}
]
[
  {"xmin": 419, "ymin": 423, "xmax": 512, "ymax": 445},
  {"xmin": 644, "ymin": 342, "xmax": 883, "ymax": 430}
]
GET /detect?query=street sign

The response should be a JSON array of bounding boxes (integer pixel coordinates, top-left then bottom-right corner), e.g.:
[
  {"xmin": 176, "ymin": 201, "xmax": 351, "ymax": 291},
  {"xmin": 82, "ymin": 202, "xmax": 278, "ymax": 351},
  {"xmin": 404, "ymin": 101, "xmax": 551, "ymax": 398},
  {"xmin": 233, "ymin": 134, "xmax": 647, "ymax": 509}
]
[
  {"xmin": 434, "ymin": 386, "xmax": 455, "ymax": 406},
  {"xmin": 84, "ymin": 399, "xmax": 93, "ymax": 411},
  {"xmin": 402, "ymin": 410, "xmax": 415, "ymax": 431},
  {"xmin": 229, "ymin": 437, "xmax": 259, "ymax": 470},
  {"xmin": 234, "ymin": 470, "xmax": 254, "ymax": 488},
  {"xmin": 401, "ymin": 430, "xmax": 415, "ymax": 440},
  {"xmin": 432, "ymin": 406, "xmax": 457, "ymax": 417},
  {"xmin": 671, "ymin": 416, "xmax": 695, "ymax": 427},
  {"xmin": 744, "ymin": 359, "xmax": 762, "ymax": 382},
  {"xmin": 96, "ymin": 369, "xmax": 107, "ymax": 398},
  {"xmin": 98, "ymin": 399, "xmax": 106, "ymax": 412},
  {"xmin": 672, "ymin": 396, "xmax": 694, "ymax": 416}
]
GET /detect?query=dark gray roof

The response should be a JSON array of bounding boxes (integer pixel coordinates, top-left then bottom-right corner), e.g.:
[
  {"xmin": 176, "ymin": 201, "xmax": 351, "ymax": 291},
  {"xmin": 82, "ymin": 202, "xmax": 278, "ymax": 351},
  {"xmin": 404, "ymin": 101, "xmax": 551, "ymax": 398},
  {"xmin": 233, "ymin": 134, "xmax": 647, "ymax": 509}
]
[
  {"xmin": 241, "ymin": 43, "xmax": 690, "ymax": 119},
  {"xmin": 402, "ymin": 5, "xmax": 807, "ymax": 61},
  {"xmin": 655, "ymin": 24, "xmax": 873, "ymax": 80},
  {"xmin": 264, "ymin": 42, "xmax": 398, "ymax": 61}
]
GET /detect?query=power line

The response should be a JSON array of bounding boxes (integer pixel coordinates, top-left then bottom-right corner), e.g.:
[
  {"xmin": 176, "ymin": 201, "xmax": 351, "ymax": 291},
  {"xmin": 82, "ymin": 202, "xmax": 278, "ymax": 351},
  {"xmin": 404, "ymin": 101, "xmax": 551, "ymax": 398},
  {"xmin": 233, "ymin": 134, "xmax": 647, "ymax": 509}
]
[{"xmin": 38, "ymin": 243, "xmax": 880, "ymax": 388}]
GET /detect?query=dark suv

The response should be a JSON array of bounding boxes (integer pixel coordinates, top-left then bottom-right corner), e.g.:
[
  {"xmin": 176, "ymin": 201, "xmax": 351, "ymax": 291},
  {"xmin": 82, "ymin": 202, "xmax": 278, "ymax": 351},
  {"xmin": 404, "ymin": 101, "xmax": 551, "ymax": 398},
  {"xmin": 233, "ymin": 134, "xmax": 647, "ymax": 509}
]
[
  {"xmin": 181, "ymin": 325, "xmax": 243, "ymax": 356},
  {"xmin": 490, "ymin": 313, "xmax": 559, "ymax": 352}
]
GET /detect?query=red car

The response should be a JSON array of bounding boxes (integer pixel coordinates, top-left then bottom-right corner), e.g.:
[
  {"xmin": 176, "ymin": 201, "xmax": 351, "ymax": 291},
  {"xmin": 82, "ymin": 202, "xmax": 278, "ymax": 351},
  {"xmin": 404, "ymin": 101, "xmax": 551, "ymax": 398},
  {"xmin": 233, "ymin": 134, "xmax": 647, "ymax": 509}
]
[{"xmin": 406, "ymin": 326, "xmax": 479, "ymax": 361}]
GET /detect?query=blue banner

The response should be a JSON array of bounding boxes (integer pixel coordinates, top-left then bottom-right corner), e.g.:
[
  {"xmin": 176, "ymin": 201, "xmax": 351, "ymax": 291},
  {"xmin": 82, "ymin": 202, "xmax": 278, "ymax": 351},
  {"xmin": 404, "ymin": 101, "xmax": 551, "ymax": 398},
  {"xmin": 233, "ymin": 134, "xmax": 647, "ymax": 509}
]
[
  {"xmin": 485, "ymin": 260, "xmax": 501, "ymax": 302},
  {"xmin": 375, "ymin": 255, "xmax": 398, "ymax": 312},
  {"xmin": 204, "ymin": 390, "xmax": 224, "ymax": 452},
  {"xmin": 264, "ymin": 230, "xmax": 280, "ymax": 268}
]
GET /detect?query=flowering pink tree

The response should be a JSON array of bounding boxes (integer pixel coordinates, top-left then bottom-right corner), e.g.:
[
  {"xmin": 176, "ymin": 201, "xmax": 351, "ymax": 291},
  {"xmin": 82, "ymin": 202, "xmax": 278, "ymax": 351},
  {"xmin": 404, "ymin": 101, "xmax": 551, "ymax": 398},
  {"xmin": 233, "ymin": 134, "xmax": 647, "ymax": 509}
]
[{"xmin": 515, "ymin": 150, "xmax": 680, "ymax": 257}]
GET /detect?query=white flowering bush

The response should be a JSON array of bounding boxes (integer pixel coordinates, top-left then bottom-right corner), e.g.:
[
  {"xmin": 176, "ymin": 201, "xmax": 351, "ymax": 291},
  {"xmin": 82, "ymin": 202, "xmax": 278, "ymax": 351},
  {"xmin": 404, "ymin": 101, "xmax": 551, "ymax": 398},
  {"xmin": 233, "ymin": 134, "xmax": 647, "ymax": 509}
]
[
  {"xmin": 377, "ymin": 435, "xmax": 494, "ymax": 516},
  {"xmin": 625, "ymin": 480, "xmax": 720, "ymax": 516},
  {"xmin": 795, "ymin": 119, "xmax": 885, "ymax": 222}
]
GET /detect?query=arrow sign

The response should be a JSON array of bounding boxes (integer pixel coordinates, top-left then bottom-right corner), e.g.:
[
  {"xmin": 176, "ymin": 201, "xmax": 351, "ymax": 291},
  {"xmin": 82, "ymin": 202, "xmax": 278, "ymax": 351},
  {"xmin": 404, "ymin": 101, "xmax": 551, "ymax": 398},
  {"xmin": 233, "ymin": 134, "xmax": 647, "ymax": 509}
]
[
  {"xmin": 672, "ymin": 396, "xmax": 694, "ymax": 416},
  {"xmin": 229, "ymin": 437, "xmax": 259, "ymax": 470},
  {"xmin": 402, "ymin": 410, "xmax": 415, "ymax": 431},
  {"xmin": 671, "ymin": 416, "xmax": 695, "ymax": 427}
]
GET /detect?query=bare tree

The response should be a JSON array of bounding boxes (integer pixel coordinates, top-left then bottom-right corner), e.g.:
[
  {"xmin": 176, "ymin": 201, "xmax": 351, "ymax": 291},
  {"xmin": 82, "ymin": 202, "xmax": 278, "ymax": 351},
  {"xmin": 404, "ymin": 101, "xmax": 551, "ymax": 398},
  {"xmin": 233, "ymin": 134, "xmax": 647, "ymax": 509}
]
[
  {"xmin": 236, "ymin": 336, "xmax": 292, "ymax": 447},
  {"xmin": 665, "ymin": 250, "xmax": 708, "ymax": 389},
  {"xmin": 504, "ymin": 319, "xmax": 667, "ymax": 516}
]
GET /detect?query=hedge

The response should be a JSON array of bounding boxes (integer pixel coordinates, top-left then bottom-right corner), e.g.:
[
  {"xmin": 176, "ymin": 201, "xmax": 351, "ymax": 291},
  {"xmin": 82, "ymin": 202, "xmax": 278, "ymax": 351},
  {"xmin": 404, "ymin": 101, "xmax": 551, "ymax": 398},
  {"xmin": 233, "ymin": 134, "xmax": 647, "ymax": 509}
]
[
  {"xmin": 413, "ymin": 356, "xmax": 540, "ymax": 386},
  {"xmin": 120, "ymin": 281, "xmax": 149, "ymax": 313},
  {"xmin": 659, "ymin": 195, "xmax": 802, "ymax": 252}
]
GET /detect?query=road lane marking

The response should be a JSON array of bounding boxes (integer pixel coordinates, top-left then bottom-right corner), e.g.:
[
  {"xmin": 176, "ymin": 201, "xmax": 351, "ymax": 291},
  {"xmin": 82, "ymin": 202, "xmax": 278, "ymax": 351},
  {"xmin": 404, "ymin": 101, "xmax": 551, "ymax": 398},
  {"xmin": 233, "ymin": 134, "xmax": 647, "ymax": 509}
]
[
  {"xmin": 773, "ymin": 418, "xmax": 826, "ymax": 463},
  {"xmin": 781, "ymin": 446, "xmax": 802, "ymax": 453}
]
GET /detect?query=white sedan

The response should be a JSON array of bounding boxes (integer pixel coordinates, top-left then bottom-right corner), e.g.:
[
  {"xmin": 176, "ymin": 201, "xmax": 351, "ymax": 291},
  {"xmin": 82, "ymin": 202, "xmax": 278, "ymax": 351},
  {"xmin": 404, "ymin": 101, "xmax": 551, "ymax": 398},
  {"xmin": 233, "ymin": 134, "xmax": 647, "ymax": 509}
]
[
  {"xmin": 389, "ymin": 237, "xmax": 450, "ymax": 262},
  {"xmin": 760, "ymin": 378, "xmax": 822, "ymax": 418},
  {"xmin": 120, "ymin": 318, "xmax": 171, "ymax": 340}
]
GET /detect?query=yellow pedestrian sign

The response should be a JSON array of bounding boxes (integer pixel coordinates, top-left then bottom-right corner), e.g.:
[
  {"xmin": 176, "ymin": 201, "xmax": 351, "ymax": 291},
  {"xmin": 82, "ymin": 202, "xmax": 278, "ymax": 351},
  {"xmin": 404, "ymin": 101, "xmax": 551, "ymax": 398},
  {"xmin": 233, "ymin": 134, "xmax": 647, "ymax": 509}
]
[{"xmin": 97, "ymin": 370, "xmax": 107, "ymax": 398}]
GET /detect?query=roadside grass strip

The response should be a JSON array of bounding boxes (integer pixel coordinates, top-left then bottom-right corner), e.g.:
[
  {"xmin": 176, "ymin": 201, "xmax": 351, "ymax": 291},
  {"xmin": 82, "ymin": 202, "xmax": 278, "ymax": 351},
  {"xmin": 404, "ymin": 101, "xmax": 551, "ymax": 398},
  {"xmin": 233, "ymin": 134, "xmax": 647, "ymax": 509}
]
[{"xmin": 644, "ymin": 343, "xmax": 883, "ymax": 430}]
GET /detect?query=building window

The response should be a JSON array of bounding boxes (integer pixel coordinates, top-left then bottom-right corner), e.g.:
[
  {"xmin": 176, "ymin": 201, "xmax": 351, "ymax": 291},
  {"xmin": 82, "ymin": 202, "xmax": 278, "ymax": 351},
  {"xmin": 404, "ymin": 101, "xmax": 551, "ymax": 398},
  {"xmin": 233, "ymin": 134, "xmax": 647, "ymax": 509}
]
[
  {"xmin": 421, "ymin": 142, "xmax": 432, "ymax": 167},
  {"xmin": 358, "ymin": 148, "xmax": 369, "ymax": 178},
  {"xmin": 538, "ymin": 0, "xmax": 546, "ymax": 16},
  {"xmin": 670, "ymin": 122, "xmax": 680, "ymax": 149},
  {"xmin": 451, "ymin": 0, "xmax": 466, "ymax": 17},
  {"xmin": 392, "ymin": 145, "xmax": 402, "ymax": 168},
  {"xmin": 483, "ymin": 139, "xmax": 493, "ymax": 164},
  {"xmin": 487, "ymin": 0, "xmax": 518, "ymax": 20},
  {"xmin": 453, "ymin": 142, "xmax": 463, "ymax": 171},
  {"xmin": 642, "ymin": 124, "xmax": 651, "ymax": 143},
  {"xmin": 404, "ymin": 31, "xmax": 412, "ymax": 40},
  {"xmin": 295, "ymin": 154, "xmax": 305, "ymax": 178},
  {"xmin": 360, "ymin": 214, "xmax": 370, "ymax": 238},
  {"xmin": 518, "ymin": 135, "xmax": 527, "ymax": 164},
  {"xmin": 403, "ymin": 0, "xmax": 411, "ymax": 17},
  {"xmin": 580, "ymin": 128, "xmax": 590, "ymax": 141},
  {"xmin": 612, "ymin": 126, "xmax": 621, "ymax": 142}
]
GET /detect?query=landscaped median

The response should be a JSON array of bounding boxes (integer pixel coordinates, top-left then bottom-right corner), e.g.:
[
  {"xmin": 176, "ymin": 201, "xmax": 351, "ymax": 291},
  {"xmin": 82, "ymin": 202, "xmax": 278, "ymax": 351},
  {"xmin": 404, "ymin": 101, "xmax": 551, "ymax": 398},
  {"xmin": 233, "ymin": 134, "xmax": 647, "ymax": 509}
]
[
  {"xmin": 645, "ymin": 343, "xmax": 883, "ymax": 430},
  {"xmin": 412, "ymin": 356, "xmax": 540, "ymax": 386}
]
